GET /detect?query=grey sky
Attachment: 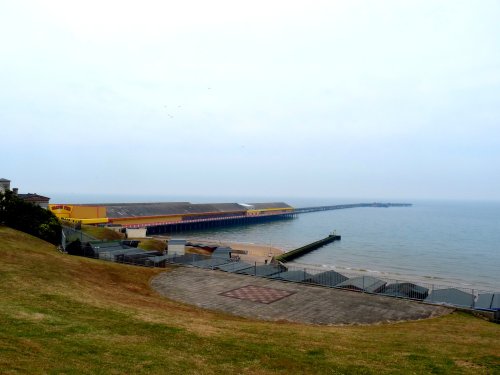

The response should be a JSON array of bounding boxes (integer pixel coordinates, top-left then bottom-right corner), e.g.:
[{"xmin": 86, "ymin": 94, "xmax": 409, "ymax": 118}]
[{"xmin": 1, "ymin": 1, "xmax": 499, "ymax": 201}]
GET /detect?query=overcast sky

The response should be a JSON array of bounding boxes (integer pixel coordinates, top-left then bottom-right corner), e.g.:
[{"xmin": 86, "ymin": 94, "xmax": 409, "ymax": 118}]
[{"xmin": 1, "ymin": 1, "xmax": 499, "ymax": 202}]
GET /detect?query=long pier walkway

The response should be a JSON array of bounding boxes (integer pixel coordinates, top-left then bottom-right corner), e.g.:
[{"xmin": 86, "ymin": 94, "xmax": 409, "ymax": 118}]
[
  {"xmin": 145, "ymin": 202, "xmax": 411, "ymax": 235},
  {"xmin": 294, "ymin": 202, "xmax": 412, "ymax": 214}
]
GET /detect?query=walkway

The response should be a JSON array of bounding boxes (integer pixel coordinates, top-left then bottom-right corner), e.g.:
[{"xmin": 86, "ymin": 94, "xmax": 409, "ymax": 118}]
[{"xmin": 151, "ymin": 267, "xmax": 451, "ymax": 325}]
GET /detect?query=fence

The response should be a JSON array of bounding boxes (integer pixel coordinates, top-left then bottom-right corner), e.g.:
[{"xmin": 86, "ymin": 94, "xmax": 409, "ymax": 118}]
[
  {"xmin": 60, "ymin": 230, "xmax": 499, "ymax": 321},
  {"xmin": 62, "ymin": 226, "xmax": 99, "ymax": 244},
  {"xmin": 162, "ymin": 253, "xmax": 499, "ymax": 320}
]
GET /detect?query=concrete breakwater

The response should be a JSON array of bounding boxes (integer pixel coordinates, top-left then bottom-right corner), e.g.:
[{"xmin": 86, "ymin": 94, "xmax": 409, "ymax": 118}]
[{"xmin": 275, "ymin": 233, "xmax": 341, "ymax": 262}]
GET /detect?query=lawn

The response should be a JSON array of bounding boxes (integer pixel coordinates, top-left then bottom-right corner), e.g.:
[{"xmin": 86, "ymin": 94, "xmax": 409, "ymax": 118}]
[
  {"xmin": 81, "ymin": 224, "xmax": 166, "ymax": 252},
  {"xmin": 0, "ymin": 226, "xmax": 498, "ymax": 374},
  {"xmin": 81, "ymin": 225, "xmax": 124, "ymax": 240}
]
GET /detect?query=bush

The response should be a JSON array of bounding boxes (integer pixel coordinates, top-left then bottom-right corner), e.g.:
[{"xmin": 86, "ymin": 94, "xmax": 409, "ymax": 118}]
[{"xmin": 0, "ymin": 190, "xmax": 62, "ymax": 245}]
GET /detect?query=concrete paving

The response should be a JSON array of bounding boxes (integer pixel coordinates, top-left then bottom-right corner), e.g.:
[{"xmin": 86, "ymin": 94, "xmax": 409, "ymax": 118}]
[{"xmin": 151, "ymin": 267, "xmax": 452, "ymax": 325}]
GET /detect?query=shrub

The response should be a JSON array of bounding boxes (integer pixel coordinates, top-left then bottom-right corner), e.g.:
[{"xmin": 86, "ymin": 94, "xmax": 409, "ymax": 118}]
[{"xmin": 0, "ymin": 190, "xmax": 62, "ymax": 245}]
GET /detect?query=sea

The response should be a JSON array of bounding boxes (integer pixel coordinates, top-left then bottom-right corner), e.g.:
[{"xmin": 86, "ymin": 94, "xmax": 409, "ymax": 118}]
[{"xmin": 51, "ymin": 194, "xmax": 500, "ymax": 291}]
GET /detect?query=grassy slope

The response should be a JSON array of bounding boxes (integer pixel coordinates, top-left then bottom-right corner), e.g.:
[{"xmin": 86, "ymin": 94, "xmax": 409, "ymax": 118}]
[
  {"xmin": 81, "ymin": 225, "xmax": 165, "ymax": 252},
  {"xmin": 136, "ymin": 239, "xmax": 166, "ymax": 252},
  {"xmin": 0, "ymin": 226, "xmax": 498, "ymax": 374},
  {"xmin": 81, "ymin": 225, "xmax": 124, "ymax": 241}
]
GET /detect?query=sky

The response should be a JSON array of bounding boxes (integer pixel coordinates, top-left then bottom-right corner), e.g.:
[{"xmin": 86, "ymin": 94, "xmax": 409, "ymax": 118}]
[{"xmin": 1, "ymin": 0, "xmax": 499, "ymax": 202}]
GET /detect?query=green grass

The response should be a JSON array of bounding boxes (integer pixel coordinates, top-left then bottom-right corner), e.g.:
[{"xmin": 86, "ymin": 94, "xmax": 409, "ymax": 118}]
[
  {"xmin": 0, "ymin": 226, "xmax": 499, "ymax": 374},
  {"xmin": 80, "ymin": 225, "xmax": 166, "ymax": 252},
  {"xmin": 136, "ymin": 238, "xmax": 166, "ymax": 252},
  {"xmin": 81, "ymin": 225, "xmax": 124, "ymax": 240}
]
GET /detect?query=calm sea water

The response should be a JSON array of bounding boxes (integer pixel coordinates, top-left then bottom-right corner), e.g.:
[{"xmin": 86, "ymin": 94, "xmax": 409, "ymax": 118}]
[
  {"xmin": 51, "ymin": 194, "xmax": 500, "ymax": 291},
  {"xmin": 180, "ymin": 200, "xmax": 500, "ymax": 291}
]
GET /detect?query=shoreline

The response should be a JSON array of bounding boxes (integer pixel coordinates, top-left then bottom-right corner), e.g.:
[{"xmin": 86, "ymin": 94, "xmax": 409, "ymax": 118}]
[
  {"xmin": 287, "ymin": 260, "xmax": 499, "ymax": 292},
  {"xmin": 151, "ymin": 235, "xmax": 499, "ymax": 292}
]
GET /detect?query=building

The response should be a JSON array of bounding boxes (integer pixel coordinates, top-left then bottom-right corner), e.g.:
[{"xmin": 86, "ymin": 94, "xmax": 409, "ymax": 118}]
[
  {"xmin": 0, "ymin": 178, "xmax": 10, "ymax": 193},
  {"xmin": 125, "ymin": 228, "xmax": 147, "ymax": 238},
  {"xmin": 1, "ymin": 178, "xmax": 50, "ymax": 208},
  {"xmin": 336, "ymin": 276, "xmax": 387, "ymax": 293},
  {"xmin": 48, "ymin": 204, "xmax": 108, "ymax": 224},
  {"xmin": 424, "ymin": 288, "xmax": 475, "ymax": 307},
  {"xmin": 168, "ymin": 239, "xmax": 186, "ymax": 256},
  {"xmin": 17, "ymin": 193, "xmax": 51, "ymax": 209},
  {"xmin": 48, "ymin": 201, "xmax": 295, "ymax": 232}
]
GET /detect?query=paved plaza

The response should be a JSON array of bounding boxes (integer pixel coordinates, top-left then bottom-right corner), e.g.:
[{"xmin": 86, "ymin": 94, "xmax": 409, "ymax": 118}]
[{"xmin": 151, "ymin": 267, "xmax": 451, "ymax": 325}]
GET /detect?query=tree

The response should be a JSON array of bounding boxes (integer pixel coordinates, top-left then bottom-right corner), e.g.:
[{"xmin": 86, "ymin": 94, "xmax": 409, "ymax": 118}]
[{"xmin": 0, "ymin": 190, "xmax": 62, "ymax": 245}]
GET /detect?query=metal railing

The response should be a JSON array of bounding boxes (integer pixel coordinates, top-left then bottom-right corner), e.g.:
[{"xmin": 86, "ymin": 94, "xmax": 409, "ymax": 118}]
[
  {"xmin": 59, "ymin": 230, "xmax": 499, "ymax": 321},
  {"xmin": 163, "ymin": 254, "xmax": 499, "ymax": 319},
  {"xmin": 62, "ymin": 226, "xmax": 98, "ymax": 244}
]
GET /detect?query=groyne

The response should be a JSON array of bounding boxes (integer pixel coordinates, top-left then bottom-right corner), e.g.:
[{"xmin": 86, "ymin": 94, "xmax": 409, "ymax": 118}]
[{"xmin": 275, "ymin": 233, "xmax": 341, "ymax": 262}]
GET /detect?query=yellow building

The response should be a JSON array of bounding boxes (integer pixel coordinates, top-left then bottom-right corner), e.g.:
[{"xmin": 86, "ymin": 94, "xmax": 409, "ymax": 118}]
[
  {"xmin": 49, "ymin": 202, "xmax": 294, "ymax": 228},
  {"xmin": 48, "ymin": 204, "xmax": 109, "ymax": 225}
]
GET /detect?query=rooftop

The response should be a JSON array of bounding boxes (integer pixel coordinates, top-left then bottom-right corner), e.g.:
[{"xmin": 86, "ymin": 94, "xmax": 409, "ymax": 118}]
[
  {"xmin": 78, "ymin": 202, "xmax": 293, "ymax": 218},
  {"xmin": 18, "ymin": 193, "xmax": 50, "ymax": 201}
]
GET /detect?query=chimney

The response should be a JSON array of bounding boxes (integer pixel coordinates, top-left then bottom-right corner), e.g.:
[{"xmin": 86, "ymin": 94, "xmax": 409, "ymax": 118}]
[{"xmin": 13, "ymin": 188, "xmax": 18, "ymax": 195}]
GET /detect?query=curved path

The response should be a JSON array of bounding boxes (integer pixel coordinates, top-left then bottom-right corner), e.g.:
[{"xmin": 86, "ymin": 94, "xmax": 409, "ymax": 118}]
[{"xmin": 151, "ymin": 267, "xmax": 451, "ymax": 325}]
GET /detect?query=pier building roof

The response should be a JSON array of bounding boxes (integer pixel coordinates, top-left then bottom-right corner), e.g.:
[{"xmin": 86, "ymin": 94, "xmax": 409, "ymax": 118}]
[
  {"xmin": 247, "ymin": 202, "xmax": 293, "ymax": 209},
  {"xmin": 78, "ymin": 201, "xmax": 293, "ymax": 219},
  {"xmin": 101, "ymin": 202, "xmax": 246, "ymax": 218}
]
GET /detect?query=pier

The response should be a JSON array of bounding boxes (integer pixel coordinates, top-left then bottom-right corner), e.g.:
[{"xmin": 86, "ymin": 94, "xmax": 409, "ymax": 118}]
[
  {"xmin": 56, "ymin": 201, "xmax": 412, "ymax": 235},
  {"xmin": 275, "ymin": 233, "xmax": 341, "ymax": 262},
  {"xmin": 142, "ymin": 202, "xmax": 412, "ymax": 234},
  {"xmin": 294, "ymin": 202, "xmax": 412, "ymax": 214},
  {"xmin": 146, "ymin": 212, "xmax": 296, "ymax": 235}
]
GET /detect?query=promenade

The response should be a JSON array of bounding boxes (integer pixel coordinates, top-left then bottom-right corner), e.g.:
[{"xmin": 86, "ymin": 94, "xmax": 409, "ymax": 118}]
[{"xmin": 151, "ymin": 267, "xmax": 451, "ymax": 325}]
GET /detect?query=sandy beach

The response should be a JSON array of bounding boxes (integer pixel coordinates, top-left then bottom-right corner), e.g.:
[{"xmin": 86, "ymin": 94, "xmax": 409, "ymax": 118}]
[
  {"xmin": 186, "ymin": 239, "xmax": 284, "ymax": 263},
  {"xmin": 152, "ymin": 235, "xmax": 284, "ymax": 263},
  {"xmin": 216, "ymin": 241, "xmax": 284, "ymax": 263}
]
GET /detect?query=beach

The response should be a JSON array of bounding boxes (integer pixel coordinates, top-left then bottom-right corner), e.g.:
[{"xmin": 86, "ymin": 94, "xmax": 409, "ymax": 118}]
[
  {"xmin": 152, "ymin": 235, "xmax": 285, "ymax": 263},
  {"xmin": 188, "ymin": 239, "xmax": 284, "ymax": 263}
]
